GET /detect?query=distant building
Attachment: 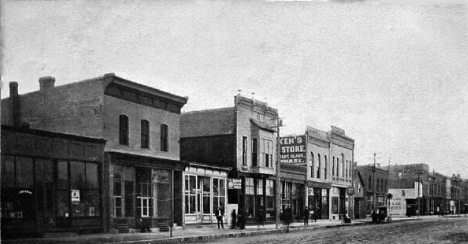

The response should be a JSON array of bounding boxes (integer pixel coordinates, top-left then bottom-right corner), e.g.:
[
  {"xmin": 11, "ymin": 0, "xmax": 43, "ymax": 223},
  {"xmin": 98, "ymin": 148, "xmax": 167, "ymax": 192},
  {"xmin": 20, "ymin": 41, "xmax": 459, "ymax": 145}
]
[
  {"xmin": 352, "ymin": 163, "xmax": 366, "ymax": 219},
  {"xmin": 181, "ymin": 95, "xmax": 278, "ymax": 225},
  {"xmin": 388, "ymin": 164, "xmax": 430, "ymax": 215},
  {"xmin": 357, "ymin": 164, "xmax": 389, "ymax": 213}
]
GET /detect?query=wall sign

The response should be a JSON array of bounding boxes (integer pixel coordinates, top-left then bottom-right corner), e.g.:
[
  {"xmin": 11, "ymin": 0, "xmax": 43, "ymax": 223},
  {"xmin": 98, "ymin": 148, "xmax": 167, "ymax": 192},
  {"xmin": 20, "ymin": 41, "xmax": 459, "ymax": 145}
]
[
  {"xmin": 228, "ymin": 178, "xmax": 242, "ymax": 189},
  {"xmin": 280, "ymin": 136, "xmax": 306, "ymax": 164},
  {"xmin": 71, "ymin": 189, "xmax": 81, "ymax": 203}
]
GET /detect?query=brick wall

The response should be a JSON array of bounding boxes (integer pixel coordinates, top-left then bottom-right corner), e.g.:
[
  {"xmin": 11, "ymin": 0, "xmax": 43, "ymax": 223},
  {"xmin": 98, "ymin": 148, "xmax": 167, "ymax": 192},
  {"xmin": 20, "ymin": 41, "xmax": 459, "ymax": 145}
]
[
  {"xmin": 104, "ymin": 95, "xmax": 182, "ymax": 161},
  {"xmin": 2, "ymin": 78, "xmax": 105, "ymax": 138}
]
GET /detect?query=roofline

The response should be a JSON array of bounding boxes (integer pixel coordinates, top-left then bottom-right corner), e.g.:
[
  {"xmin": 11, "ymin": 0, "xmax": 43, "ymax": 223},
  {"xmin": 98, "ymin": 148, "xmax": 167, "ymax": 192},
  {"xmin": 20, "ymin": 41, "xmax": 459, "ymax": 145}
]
[
  {"xmin": 182, "ymin": 106, "xmax": 234, "ymax": 115},
  {"xmin": 104, "ymin": 73, "xmax": 188, "ymax": 105}
]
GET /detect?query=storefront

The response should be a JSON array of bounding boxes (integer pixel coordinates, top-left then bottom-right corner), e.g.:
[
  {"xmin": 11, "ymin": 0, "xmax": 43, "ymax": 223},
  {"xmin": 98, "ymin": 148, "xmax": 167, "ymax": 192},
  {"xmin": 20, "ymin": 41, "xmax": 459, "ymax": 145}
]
[
  {"xmin": 239, "ymin": 176, "xmax": 277, "ymax": 223},
  {"xmin": 1, "ymin": 125, "xmax": 106, "ymax": 238},
  {"xmin": 330, "ymin": 186, "xmax": 348, "ymax": 220},
  {"xmin": 307, "ymin": 181, "xmax": 330, "ymax": 219},
  {"xmin": 108, "ymin": 152, "xmax": 187, "ymax": 231},
  {"xmin": 184, "ymin": 162, "xmax": 230, "ymax": 225}
]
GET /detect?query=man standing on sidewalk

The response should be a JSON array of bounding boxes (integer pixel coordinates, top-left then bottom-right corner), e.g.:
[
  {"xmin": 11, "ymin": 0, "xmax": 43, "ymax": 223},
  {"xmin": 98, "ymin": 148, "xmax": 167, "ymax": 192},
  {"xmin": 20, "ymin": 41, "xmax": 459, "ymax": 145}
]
[
  {"xmin": 215, "ymin": 207, "xmax": 224, "ymax": 229},
  {"xmin": 303, "ymin": 206, "xmax": 310, "ymax": 226}
]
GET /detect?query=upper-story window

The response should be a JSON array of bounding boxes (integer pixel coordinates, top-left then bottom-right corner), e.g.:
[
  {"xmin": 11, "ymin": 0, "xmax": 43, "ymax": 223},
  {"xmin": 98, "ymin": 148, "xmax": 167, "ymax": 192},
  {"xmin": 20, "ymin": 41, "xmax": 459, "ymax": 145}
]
[
  {"xmin": 242, "ymin": 136, "xmax": 248, "ymax": 166},
  {"xmin": 336, "ymin": 158, "xmax": 340, "ymax": 177},
  {"xmin": 332, "ymin": 157, "xmax": 335, "ymax": 176},
  {"xmin": 160, "ymin": 124, "xmax": 168, "ymax": 151},
  {"xmin": 324, "ymin": 156, "xmax": 328, "ymax": 179},
  {"xmin": 341, "ymin": 154, "xmax": 345, "ymax": 178},
  {"xmin": 119, "ymin": 115, "xmax": 129, "ymax": 145},
  {"xmin": 141, "ymin": 120, "xmax": 150, "ymax": 149},
  {"xmin": 317, "ymin": 154, "xmax": 321, "ymax": 179},
  {"xmin": 262, "ymin": 138, "xmax": 273, "ymax": 167},
  {"xmin": 252, "ymin": 138, "xmax": 258, "ymax": 167},
  {"xmin": 368, "ymin": 176, "xmax": 372, "ymax": 190},
  {"xmin": 310, "ymin": 152, "xmax": 314, "ymax": 178}
]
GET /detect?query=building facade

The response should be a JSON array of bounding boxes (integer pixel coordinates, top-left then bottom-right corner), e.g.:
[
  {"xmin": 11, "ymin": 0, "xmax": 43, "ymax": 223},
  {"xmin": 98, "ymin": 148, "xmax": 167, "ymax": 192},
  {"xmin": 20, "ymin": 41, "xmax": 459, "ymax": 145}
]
[
  {"xmin": 388, "ymin": 164, "xmax": 430, "ymax": 215},
  {"xmin": 329, "ymin": 126, "xmax": 354, "ymax": 220},
  {"xmin": 305, "ymin": 127, "xmax": 332, "ymax": 220},
  {"xmin": 357, "ymin": 165, "xmax": 389, "ymax": 213},
  {"xmin": 183, "ymin": 162, "xmax": 231, "ymax": 225},
  {"xmin": 1, "ymin": 125, "xmax": 106, "ymax": 238},
  {"xmin": 2, "ymin": 74, "xmax": 188, "ymax": 232},
  {"xmin": 181, "ymin": 95, "xmax": 278, "ymax": 225}
]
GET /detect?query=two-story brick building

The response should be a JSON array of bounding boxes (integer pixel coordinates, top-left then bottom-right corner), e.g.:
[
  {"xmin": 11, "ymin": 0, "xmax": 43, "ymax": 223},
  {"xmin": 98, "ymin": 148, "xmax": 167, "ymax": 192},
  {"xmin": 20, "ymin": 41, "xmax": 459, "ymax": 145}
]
[
  {"xmin": 356, "ymin": 164, "xmax": 389, "ymax": 214},
  {"xmin": 181, "ymin": 95, "xmax": 278, "ymax": 224},
  {"xmin": 329, "ymin": 126, "xmax": 354, "ymax": 220},
  {"xmin": 2, "ymin": 74, "xmax": 188, "ymax": 232}
]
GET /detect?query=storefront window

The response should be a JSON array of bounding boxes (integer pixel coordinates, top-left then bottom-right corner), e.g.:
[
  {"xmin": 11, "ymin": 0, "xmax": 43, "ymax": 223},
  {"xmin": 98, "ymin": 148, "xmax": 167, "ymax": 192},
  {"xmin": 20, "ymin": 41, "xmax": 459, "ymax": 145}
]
[
  {"xmin": 137, "ymin": 168, "xmax": 152, "ymax": 217},
  {"xmin": 245, "ymin": 178, "xmax": 255, "ymax": 218},
  {"xmin": 185, "ymin": 175, "xmax": 197, "ymax": 214},
  {"xmin": 265, "ymin": 180, "xmax": 275, "ymax": 217},
  {"xmin": 153, "ymin": 169, "xmax": 171, "ymax": 218},
  {"xmin": 213, "ymin": 178, "xmax": 226, "ymax": 213},
  {"xmin": 70, "ymin": 161, "xmax": 100, "ymax": 217},
  {"xmin": 113, "ymin": 165, "xmax": 134, "ymax": 218}
]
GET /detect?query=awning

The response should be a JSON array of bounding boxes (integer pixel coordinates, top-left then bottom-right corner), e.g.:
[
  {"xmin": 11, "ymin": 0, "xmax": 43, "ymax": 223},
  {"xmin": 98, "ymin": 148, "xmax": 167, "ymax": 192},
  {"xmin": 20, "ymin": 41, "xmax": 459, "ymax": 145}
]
[{"xmin": 107, "ymin": 151, "xmax": 189, "ymax": 171}]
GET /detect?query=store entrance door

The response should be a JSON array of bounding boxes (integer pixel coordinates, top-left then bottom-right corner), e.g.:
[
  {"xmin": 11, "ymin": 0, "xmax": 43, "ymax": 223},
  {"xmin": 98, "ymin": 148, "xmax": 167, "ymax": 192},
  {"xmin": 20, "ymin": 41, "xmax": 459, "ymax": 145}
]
[{"xmin": 37, "ymin": 183, "xmax": 56, "ymax": 230}]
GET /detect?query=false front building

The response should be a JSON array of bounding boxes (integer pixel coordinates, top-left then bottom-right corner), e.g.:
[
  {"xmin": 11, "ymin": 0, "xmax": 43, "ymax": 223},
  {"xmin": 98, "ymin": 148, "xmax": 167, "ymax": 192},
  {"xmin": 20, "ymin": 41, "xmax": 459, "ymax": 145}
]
[
  {"xmin": 1, "ymin": 74, "xmax": 188, "ymax": 233},
  {"xmin": 181, "ymin": 95, "xmax": 278, "ymax": 225}
]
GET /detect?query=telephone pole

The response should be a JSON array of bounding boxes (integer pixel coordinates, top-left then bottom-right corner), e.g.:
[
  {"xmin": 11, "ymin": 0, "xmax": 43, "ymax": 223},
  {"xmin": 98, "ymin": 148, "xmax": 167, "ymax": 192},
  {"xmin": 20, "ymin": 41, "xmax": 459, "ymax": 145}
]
[{"xmin": 373, "ymin": 153, "xmax": 377, "ymax": 211}]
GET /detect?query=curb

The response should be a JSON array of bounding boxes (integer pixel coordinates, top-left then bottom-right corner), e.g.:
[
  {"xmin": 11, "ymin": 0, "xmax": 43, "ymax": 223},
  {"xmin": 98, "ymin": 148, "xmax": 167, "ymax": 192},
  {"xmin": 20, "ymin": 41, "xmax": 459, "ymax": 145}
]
[{"xmin": 127, "ymin": 218, "xmax": 427, "ymax": 244}]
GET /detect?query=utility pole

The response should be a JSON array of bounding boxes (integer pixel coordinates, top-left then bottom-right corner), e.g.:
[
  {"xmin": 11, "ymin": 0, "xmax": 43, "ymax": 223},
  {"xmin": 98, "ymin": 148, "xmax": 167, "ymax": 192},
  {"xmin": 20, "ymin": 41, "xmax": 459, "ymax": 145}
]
[
  {"xmin": 373, "ymin": 153, "xmax": 377, "ymax": 211},
  {"xmin": 275, "ymin": 116, "xmax": 282, "ymax": 229}
]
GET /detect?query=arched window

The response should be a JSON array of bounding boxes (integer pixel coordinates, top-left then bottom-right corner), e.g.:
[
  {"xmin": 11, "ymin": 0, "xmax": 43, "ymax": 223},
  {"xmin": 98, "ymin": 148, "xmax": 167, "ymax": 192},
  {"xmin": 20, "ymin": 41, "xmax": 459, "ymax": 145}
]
[
  {"xmin": 332, "ymin": 157, "xmax": 335, "ymax": 176},
  {"xmin": 377, "ymin": 178, "xmax": 380, "ymax": 192},
  {"xmin": 310, "ymin": 152, "xmax": 314, "ymax": 178},
  {"xmin": 141, "ymin": 120, "xmax": 150, "ymax": 149},
  {"xmin": 385, "ymin": 179, "xmax": 387, "ymax": 191},
  {"xmin": 317, "ymin": 154, "xmax": 321, "ymax": 179},
  {"xmin": 119, "ymin": 115, "xmax": 129, "ymax": 145},
  {"xmin": 160, "ymin": 124, "xmax": 168, "ymax": 151},
  {"xmin": 369, "ymin": 176, "xmax": 372, "ymax": 190},
  {"xmin": 324, "ymin": 156, "xmax": 328, "ymax": 180},
  {"xmin": 336, "ymin": 158, "xmax": 340, "ymax": 177},
  {"xmin": 341, "ymin": 154, "xmax": 345, "ymax": 178}
]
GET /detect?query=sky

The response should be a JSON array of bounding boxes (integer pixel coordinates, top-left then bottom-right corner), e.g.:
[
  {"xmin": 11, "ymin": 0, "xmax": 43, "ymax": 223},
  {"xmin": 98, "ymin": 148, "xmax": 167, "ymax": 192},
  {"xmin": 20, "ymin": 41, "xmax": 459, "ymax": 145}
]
[{"xmin": 1, "ymin": 0, "xmax": 467, "ymax": 178}]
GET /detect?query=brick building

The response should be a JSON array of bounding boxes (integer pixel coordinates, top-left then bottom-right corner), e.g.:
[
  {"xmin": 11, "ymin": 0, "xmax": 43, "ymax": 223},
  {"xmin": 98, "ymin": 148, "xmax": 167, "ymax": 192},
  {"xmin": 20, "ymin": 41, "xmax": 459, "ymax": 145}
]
[
  {"xmin": 180, "ymin": 95, "xmax": 278, "ymax": 225},
  {"xmin": 2, "ymin": 74, "xmax": 188, "ymax": 232},
  {"xmin": 357, "ymin": 164, "xmax": 389, "ymax": 213},
  {"xmin": 329, "ymin": 126, "xmax": 354, "ymax": 220},
  {"xmin": 1, "ymin": 125, "xmax": 106, "ymax": 238},
  {"xmin": 388, "ymin": 164, "xmax": 430, "ymax": 215}
]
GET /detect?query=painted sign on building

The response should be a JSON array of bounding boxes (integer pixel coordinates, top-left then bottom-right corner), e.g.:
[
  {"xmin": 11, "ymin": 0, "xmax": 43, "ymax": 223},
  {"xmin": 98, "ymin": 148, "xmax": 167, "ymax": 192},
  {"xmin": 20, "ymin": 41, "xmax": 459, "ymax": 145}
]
[{"xmin": 280, "ymin": 136, "xmax": 306, "ymax": 164}]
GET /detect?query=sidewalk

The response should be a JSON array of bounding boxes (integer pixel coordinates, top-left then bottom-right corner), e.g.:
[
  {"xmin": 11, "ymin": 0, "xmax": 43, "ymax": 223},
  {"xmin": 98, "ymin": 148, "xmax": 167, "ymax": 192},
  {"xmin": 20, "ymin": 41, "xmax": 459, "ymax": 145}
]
[{"xmin": 3, "ymin": 215, "xmax": 452, "ymax": 244}]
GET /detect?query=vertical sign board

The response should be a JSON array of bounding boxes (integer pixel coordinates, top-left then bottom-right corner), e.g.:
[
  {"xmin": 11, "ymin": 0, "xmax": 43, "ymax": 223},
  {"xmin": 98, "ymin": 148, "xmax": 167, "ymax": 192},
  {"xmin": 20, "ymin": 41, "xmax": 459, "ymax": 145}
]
[{"xmin": 280, "ymin": 136, "xmax": 306, "ymax": 164}]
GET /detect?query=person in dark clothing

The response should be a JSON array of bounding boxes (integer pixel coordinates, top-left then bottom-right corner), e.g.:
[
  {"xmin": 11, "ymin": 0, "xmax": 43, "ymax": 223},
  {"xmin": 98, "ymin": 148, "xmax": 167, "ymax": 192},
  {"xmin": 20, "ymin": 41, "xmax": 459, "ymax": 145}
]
[
  {"xmin": 257, "ymin": 208, "xmax": 265, "ymax": 229},
  {"xmin": 238, "ymin": 209, "xmax": 245, "ymax": 229},
  {"xmin": 215, "ymin": 207, "xmax": 224, "ymax": 229},
  {"xmin": 344, "ymin": 211, "xmax": 351, "ymax": 223},
  {"xmin": 303, "ymin": 206, "xmax": 310, "ymax": 226},
  {"xmin": 138, "ymin": 218, "xmax": 150, "ymax": 233},
  {"xmin": 284, "ymin": 206, "xmax": 292, "ymax": 226},
  {"xmin": 231, "ymin": 209, "xmax": 237, "ymax": 229}
]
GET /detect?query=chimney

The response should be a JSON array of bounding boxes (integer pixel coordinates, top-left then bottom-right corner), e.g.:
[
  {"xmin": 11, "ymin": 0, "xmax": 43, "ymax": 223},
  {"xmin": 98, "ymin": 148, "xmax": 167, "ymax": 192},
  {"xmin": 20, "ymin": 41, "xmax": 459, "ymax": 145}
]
[
  {"xmin": 39, "ymin": 76, "xmax": 55, "ymax": 90},
  {"xmin": 9, "ymin": 82, "xmax": 20, "ymax": 127}
]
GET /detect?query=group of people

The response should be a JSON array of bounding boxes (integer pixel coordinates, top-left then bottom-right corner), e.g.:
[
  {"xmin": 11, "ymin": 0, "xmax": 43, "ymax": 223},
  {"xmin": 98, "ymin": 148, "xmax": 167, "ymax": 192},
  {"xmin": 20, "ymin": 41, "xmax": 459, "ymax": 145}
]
[{"xmin": 214, "ymin": 207, "xmax": 247, "ymax": 230}]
